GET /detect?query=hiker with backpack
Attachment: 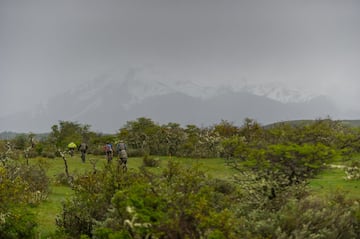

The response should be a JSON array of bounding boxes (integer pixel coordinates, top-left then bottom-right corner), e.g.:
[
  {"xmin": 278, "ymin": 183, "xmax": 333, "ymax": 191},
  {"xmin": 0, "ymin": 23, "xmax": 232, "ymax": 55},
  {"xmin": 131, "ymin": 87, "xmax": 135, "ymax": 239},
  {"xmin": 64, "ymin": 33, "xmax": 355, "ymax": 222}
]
[
  {"xmin": 116, "ymin": 140, "xmax": 128, "ymax": 172},
  {"xmin": 104, "ymin": 142, "xmax": 113, "ymax": 163},
  {"xmin": 67, "ymin": 142, "xmax": 77, "ymax": 157},
  {"xmin": 78, "ymin": 142, "xmax": 88, "ymax": 163}
]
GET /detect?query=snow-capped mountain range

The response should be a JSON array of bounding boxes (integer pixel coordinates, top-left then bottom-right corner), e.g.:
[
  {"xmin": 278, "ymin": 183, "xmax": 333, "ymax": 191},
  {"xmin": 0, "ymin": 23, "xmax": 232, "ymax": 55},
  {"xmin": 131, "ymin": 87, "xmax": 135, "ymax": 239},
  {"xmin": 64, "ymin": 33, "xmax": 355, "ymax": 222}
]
[
  {"xmin": 0, "ymin": 69, "xmax": 340, "ymax": 133},
  {"xmin": 70, "ymin": 70, "xmax": 318, "ymax": 107}
]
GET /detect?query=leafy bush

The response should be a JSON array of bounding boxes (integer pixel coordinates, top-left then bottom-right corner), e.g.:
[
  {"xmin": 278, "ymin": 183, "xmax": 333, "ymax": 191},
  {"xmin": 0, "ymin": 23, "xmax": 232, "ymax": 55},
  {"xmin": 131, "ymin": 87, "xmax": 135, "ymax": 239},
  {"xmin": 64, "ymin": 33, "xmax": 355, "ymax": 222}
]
[
  {"xmin": 56, "ymin": 167, "xmax": 128, "ymax": 238},
  {"xmin": 88, "ymin": 146, "xmax": 105, "ymax": 156},
  {"xmin": 93, "ymin": 162, "xmax": 243, "ymax": 238},
  {"xmin": 0, "ymin": 207, "xmax": 38, "ymax": 239},
  {"xmin": 126, "ymin": 148, "xmax": 145, "ymax": 157},
  {"xmin": 18, "ymin": 164, "xmax": 50, "ymax": 204},
  {"xmin": 142, "ymin": 154, "xmax": 160, "ymax": 167},
  {"xmin": 0, "ymin": 166, "xmax": 38, "ymax": 238},
  {"xmin": 41, "ymin": 151, "xmax": 56, "ymax": 158},
  {"xmin": 2, "ymin": 160, "xmax": 50, "ymax": 205},
  {"xmin": 55, "ymin": 172, "xmax": 72, "ymax": 186},
  {"xmin": 273, "ymin": 192, "xmax": 360, "ymax": 239},
  {"xmin": 56, "ymin": 198, "xmax": 94, "ymax": 238},
  {"xmin": 56, "ymin": 162, "xmax": 243, "ymax": 238},
  {"xmin": 55, "ymin": 158, "xmax": 360, "ymax": 239}
]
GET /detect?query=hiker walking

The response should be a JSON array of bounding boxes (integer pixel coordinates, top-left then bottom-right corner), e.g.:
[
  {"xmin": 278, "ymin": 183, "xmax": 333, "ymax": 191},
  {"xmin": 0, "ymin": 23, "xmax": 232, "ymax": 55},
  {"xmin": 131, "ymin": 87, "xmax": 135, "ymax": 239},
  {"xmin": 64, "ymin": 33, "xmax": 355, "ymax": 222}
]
[
  {"xmin": 78, "ymin": 142, "xmax": 88, "ymax": 163},
  {"xmin": 67, "ymin": 142, "xmax": 77, "ymax": 157},
  {"xmin": 104, "ymin": 142, "xmax": 113, "ymax": 163},
  {"xmin": 116, "ymin": 140, "xmax": 128, "ymax": 172}
]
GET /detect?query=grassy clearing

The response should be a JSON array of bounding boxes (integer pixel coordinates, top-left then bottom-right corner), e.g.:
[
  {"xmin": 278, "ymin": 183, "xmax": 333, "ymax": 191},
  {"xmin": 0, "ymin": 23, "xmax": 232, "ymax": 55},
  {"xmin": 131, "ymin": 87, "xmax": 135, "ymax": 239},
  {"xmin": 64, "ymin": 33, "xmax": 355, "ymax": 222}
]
[
  {"xmin": 143, "ymin": 156, "xmax": 237, "ymax": 179},
  {"xmin": 31, "ymin": 185, "xmax": 73, "ymax": 237},
  {"xmin": 308, "ymin": 167, "xmax": 360, "ymax": 200}
]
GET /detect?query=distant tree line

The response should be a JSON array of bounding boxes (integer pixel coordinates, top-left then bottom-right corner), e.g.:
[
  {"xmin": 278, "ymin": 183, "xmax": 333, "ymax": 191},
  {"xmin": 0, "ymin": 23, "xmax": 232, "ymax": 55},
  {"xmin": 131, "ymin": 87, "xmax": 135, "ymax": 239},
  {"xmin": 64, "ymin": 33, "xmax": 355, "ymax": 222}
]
[{"xmin": 3, "ymin": 117, "xmax": 360, "ymax": 160}]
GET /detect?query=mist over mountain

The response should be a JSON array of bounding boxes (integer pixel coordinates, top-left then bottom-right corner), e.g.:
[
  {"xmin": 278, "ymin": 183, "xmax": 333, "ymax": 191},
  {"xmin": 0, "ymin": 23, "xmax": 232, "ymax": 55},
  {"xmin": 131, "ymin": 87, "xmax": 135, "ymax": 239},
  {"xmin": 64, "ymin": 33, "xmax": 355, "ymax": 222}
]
[{"xmin": 0, "ymin": 70, "xmax": 348, "ymax": 133}]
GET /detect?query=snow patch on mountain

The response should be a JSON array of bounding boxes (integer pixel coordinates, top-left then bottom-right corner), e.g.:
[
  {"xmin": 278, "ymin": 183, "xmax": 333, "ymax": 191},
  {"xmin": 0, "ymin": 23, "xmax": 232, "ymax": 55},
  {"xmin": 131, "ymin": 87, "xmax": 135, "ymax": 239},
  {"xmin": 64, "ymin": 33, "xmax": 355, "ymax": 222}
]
[
  {"xmin": 225, "ymin": 81, "xmax": 319, "ymax": 103},
  {"xmin": 245, "ymin": 84, "xmax": 317, "ymax": 103}
]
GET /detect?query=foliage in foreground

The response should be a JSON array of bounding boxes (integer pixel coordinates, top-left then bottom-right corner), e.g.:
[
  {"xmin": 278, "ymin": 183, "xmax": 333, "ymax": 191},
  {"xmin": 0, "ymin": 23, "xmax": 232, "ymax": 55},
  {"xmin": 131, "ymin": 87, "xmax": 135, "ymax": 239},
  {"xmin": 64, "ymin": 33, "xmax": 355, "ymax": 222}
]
[
  {"xmin": 55, "ymin": 161, "xmax": 360, "ymax": 239},
  {"xmin": 0, "ymin": 165, "xmax": 38, "ymax": 239}
]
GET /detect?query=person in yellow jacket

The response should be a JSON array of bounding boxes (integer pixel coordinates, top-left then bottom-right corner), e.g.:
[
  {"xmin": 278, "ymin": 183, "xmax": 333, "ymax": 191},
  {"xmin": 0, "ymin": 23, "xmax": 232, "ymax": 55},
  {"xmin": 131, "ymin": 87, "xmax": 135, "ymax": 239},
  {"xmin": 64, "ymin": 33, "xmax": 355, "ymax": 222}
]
[{"xmin": 67, "ymin": 142, "xmax": 77, "ymax": 157}]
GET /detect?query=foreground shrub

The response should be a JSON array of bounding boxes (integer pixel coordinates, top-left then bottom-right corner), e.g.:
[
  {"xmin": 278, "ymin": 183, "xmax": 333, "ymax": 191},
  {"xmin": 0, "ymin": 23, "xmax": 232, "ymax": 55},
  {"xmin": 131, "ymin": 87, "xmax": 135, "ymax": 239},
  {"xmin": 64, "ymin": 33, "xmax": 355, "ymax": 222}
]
[
  {"xmin": 273, "ymin": 192, "xmax": 360, "ymax": 239},
  {"xmin": 0, "ymin": 207, "xmax": 37, "ymax": 239},
  {"xmin": 92, "ymin": 161, "xmax": 243, "ymax": 239},
  {"xmin": 237, "ymin": 190, "xmax": 360, "ymax": 239},
  {"xmin": 56, "ymin": 166, "xmax": 134, "ymax": 238},
  {"xmin": 56, "ymin": 160, "xmax": 360, "ymax": 239},
  {"xmin": 19, "ymin": 164, "xmax": 50, "ymax": 204},
  {"xmin": 0, "ymin": 166, "xmax": 38, "ymax": 239},
  {"xmin": 56, "ymin": 161, "xmax": 242, "ymax": 238},
  {"xmin": 4, "ymin": 160, "xmax": 50, "ymax": 205}
]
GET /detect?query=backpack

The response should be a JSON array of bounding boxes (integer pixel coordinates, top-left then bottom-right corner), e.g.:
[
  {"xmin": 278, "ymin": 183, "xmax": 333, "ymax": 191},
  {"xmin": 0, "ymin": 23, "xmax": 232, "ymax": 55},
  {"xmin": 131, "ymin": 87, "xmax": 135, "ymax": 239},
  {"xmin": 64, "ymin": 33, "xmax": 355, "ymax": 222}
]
[
  {"xmin": 117, "ymin": 142, "xmax": 126, "ymax": 152},
  {"xmin": 80, "ymin": 143, "xmax": 87, "ymax": 151},
  {"xmin": 119, "ymin": 149, "xmax": 128, "ymax": 159},
  {"xmin": 105, "ymin": 143, "xmax": 112, "ymax": 152}
]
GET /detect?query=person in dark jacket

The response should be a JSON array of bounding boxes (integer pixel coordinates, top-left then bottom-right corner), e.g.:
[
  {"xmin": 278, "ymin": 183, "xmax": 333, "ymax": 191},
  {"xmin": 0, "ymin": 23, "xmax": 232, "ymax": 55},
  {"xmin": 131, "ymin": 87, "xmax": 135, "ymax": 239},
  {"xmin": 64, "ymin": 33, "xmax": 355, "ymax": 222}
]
[{"xmin": 78, "ymin": 142, "xmax": 88, "ymax": 163}]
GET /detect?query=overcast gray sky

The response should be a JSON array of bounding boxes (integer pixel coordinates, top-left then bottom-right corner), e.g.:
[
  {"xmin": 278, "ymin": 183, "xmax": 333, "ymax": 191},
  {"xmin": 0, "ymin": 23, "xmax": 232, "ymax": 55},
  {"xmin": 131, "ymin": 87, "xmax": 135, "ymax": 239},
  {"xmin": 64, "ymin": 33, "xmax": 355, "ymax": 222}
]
[{"xmin": 1, "ymin": 0, "xmax": 360, "ymax": 117}]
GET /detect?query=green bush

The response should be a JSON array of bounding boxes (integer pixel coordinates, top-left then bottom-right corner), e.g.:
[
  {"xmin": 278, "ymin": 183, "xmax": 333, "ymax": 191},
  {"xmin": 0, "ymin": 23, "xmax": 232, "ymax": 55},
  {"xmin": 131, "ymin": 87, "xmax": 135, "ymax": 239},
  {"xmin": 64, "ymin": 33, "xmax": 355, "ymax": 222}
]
[
  {"xmin": 0, "ymin": 207, "xmax": 38, "ymax": 239},
  {"xmin": 56, "ymin": 167, "xmax": 127, "ymax": 238},
  {"xmin": 56, "ymin": 199, "xmax": 94, "ymax": 238},
  {"xmin": 127, "ymin": 148, "xmax": 145, "ymax": 157},
  {"xmin": 18, "ymin": 164, "xmax": 50, "ymax": 204},
  {"xmin": 0, "ymin": 166, "xmax": 38, "ymax": 239},
  {"xmin": 41, "ymin": 151, "xmax": 56, "ymax": 158},
  {"xmin": 88, "ymin": 146, "xmax": 105, "ymax": 156},
  {"xmin": 236, "ymin": 191, "xmax": 360, "ymax": 239},
  {"xmin": 142, "ymin": 154, "xmax": 160, "ymax": 167},
  {"xmin": 55, "ymin": 172, "xmax": 72, "ymax": 186},
  {"xmin": 92, "ymin": 162, "xmax": 242, "ymax": 238},
  {"xmin": 273, "ymin": 192, "xmax": 360, "ymax": 239}
]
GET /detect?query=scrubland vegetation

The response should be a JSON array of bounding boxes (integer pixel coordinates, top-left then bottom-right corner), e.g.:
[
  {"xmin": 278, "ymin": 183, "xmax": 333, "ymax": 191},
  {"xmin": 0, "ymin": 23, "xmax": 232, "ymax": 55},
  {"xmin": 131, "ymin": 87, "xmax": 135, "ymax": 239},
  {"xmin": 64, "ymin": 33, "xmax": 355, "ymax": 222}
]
[{"xmin": 1, "ymin": 117, "xmax": 360, "ymax": 238}]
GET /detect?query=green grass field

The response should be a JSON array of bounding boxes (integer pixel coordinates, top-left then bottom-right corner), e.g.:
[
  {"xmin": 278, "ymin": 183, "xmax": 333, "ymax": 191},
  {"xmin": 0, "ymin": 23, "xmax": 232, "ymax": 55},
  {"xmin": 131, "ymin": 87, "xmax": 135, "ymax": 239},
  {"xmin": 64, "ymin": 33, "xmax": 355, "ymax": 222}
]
[
  {"xmin": 309, "ymin": 167, "xmax": 360, "ymax": 199},
  {"xmin": 29, "ymin": 153, "xmax": 359, "ymax": 238}
]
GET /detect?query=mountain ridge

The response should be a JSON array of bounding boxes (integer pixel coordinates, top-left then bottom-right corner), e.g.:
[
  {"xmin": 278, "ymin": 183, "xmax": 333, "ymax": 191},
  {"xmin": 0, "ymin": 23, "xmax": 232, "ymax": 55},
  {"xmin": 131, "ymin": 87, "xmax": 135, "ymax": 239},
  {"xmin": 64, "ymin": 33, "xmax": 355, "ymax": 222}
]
[{"xmin": 0, "ymin": 71, "xmax": 352, "ymax": 133}]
